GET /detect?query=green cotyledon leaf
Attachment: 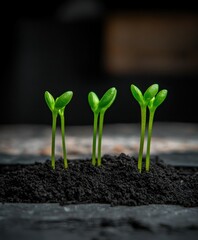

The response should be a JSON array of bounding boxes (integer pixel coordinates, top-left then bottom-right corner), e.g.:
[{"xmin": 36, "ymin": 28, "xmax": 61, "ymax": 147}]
[
  {"xmin": 97, "ymin": 87, "xmax": 117, "ymax": 113},
  {"xmin": 130, "ymin": 84, "xmax": 144, "ymax": 106},
  {"xmin": 55, "ymin": 91, "xmax": 73, "ymax": 110},
  {"xmin": 88, "ymin": 92, "xmax": 99, "ymax": 112},
  {"xmin": 144, "ymin": 84, "xmax": 159, "ymax": 104},
  {"xmin": 153, "ymin": 89, "xmax": 168, "ymax": 109},
  {"xmin": 44, "ymin": 91, "xmax": 55, "ymax": 112}
]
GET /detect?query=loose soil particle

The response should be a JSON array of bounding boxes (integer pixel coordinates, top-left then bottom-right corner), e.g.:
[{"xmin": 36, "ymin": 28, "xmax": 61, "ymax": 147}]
[{"xmin": 0, "ymin": 153, "xmax": 197, "ymax": 207}]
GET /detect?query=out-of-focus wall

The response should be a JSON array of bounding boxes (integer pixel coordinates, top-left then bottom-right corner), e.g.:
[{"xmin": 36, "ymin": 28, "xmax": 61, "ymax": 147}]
[{"xmin": 1, "ymin": 1, "xmax": 198, "ymax": 125}]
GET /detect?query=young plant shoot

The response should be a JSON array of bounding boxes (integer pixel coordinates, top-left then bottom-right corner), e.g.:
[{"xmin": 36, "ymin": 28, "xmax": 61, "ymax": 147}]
[
  {"xmin": 88, "ymin": 92, "xmax": 99, "ymax": 166},
  {"xmin": 88, "ymin": 87, "xmax": 117, "ymax": 166},
  {"xmin": 146, "ymin": 89, "xmax": 168, "ymax": 172},
  {"xmin": 130, "ymin": 84, "xmax": 159, "ymax": 173},
  {"xmin": 44, "ymin": 91, "xmax": 73, "ymax": 169}
]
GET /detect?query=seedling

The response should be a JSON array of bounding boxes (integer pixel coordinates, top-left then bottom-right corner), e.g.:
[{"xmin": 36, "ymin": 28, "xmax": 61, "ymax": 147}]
[
  {"xmin": 88, "ymin": 92, "xmax": 99, "ymax": 166},
  {"xmin": 44, "ymin": 91, "xmax": 73, "ymax": 169},
  {"xmin": 146, "ymin": 89, "xmax": 168, "ymax": 171},
  {"xmin": 88, "ymin": 87, "xmax": 117, "ymax": 166},
  {"xmin": 130, "ymin": 84, "xmax": 159, "ymax": 173}
]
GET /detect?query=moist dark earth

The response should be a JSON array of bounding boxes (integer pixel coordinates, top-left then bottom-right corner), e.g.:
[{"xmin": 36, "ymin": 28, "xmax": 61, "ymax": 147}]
[{"xmin": 0, "ymin": 153, "xmax": 197, "ymax": 207}]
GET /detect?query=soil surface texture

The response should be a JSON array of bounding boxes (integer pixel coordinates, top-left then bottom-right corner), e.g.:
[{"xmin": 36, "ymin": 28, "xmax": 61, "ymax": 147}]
[{"xmin": 0, "ymin": 153, "xmax": 197, "ymax": 207}]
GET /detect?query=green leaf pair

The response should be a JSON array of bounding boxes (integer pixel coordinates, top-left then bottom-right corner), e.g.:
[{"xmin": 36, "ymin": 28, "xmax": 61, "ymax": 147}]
[
  {"xmin": 88, "ymin": 87, "xmax": 117, "ymax": 114},
  {"xmin": 45, "ymin": 91, "xmax": 73, "ymax": 113},
  {"xmin": 44, "ymin": 91, "xmax": 73, "ymax": 169},
  {"xmin": 131, "ymin": 84, "xmax": 159, "ymax": 107},
  {"xmin": 131, "ymin": 84, "xmax": 168, "ymax": 172},
  {"xmin": 88, "ymin": 87, "xmax": 117, "ymax": 166}
]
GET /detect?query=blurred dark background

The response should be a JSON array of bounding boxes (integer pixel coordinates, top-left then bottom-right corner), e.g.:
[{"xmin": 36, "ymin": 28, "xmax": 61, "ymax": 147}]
[{"xmin": 1, "ymin": 0, "xmax": 198, "ymax": 125}]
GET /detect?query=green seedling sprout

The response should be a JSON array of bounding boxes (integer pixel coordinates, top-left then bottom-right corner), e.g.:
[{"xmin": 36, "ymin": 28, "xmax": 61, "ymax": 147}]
[
  {"xmin": 146, "ymin": 89, "xmax": 168, "ymax": 172},
  {"xmin": 130, "ymin": 84, "xmax": 159, "ymax": 173},
  {"xmin": 44, "ymin": 91, "xmax": 73, "ymax": 169},
  {"xmin": 88, "ymin": 87, "xmax": 117, "ymax": 166},
  {"xmin": 88, "ymin": 92, "xmax": 99, "ymax": 166}
]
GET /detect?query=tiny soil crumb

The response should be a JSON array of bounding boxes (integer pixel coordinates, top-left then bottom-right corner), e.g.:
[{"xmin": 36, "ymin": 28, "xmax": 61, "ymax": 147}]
[{"xmin": 0, "ymin": 153, "xmax": 197, "ymax": 207}]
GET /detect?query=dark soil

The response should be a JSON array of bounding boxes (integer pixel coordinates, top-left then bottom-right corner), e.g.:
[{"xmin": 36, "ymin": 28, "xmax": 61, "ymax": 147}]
[{"xmin": 0, "ymin": 153, "xmax": 197, "ymax": 207}]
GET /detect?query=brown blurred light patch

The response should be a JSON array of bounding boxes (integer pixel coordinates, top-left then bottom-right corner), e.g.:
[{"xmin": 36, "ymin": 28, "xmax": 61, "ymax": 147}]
[{"xmin": 104, "ymin": 12, "xmax": 198, "ymax": 74}]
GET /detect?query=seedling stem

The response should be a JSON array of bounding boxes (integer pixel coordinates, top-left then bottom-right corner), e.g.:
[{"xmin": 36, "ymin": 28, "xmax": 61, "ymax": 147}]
[
  {"xmin": 92, "ymin": 112, "xmax": 99, "ymax": 166},
  {"xmin": 97, "ymin": 111, "xmax": 105, "ymax": 166},
  {"xmin": 51, "ymin": 112, "xmax": 58, "ymax": 170},
  {"xmin": 138, "ymin": 106, "xmax": 146, "ymax": 173},
  {"xmin": 145, "ymin": 110, "xmax": 155, "ymax": 171},
  {"xmin": 59, "ymin": 110, "xmax": 68, "ymax": 168}
]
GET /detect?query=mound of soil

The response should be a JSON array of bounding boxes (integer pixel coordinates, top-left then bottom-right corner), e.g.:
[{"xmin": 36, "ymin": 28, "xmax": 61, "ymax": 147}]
[{"xmin": 0, "ymin": 153, "xmax": 197, "ymax": 206}]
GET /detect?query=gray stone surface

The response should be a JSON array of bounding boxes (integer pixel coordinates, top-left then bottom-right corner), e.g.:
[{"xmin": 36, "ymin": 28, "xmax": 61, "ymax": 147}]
[{"xmin": 0, "ymin": 203, "xmax": 198, "ymax": 240}]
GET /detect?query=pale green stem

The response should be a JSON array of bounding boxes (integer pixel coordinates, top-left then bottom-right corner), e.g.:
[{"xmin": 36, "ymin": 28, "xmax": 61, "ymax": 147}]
[
  {"xmin": 97, "ymin": 112, "xmax": 105, "ymax": 166},
  {"xmin": 138, "ymin": 106, "xmax": 147, "ymax": 173},
  {"xmin": 92, "ymin": 113, "xmax": 99, "ymax": 166},
  {"xmin": 146, "ymin": 110, "xmax": 155, "ymax": 172},
  {"xmin": 51, "ymin": 112, "xmax": 57, "ymax": 169},
  {"xmin": 60, "ymin": 113, "xmax": 68, "ymax": 169}
]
